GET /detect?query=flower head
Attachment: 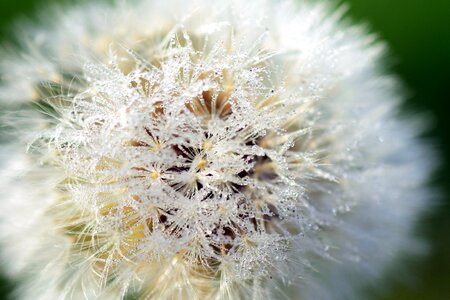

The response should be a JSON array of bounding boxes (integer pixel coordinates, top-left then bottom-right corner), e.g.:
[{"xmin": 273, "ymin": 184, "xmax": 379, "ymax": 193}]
[{"xmin": 0, "ymin": 0, "xmax": 434, "ymax": 299}]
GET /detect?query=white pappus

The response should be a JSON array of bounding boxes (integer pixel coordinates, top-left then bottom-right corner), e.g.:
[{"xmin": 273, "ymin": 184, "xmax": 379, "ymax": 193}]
[{"xmin": 0, "ymin": 0, "xmax": 435, "ymax": 299}]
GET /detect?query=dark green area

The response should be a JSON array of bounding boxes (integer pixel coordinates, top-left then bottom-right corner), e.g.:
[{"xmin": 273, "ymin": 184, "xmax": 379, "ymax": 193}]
[{"xmin": 0, "ymin": 0, "xmax": 449, "ymax": 299}]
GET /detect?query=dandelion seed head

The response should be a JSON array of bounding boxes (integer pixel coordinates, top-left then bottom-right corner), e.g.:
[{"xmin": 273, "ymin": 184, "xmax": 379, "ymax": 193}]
[{"xmin": 0, "ymin": 0, "xmax": 435, "ymax": 299}]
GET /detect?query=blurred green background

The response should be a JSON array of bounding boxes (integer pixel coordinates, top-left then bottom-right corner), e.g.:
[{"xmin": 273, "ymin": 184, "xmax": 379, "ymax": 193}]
[{"xmin": 0, "ymin": 0, "xmax": 449, "ymax": 299}]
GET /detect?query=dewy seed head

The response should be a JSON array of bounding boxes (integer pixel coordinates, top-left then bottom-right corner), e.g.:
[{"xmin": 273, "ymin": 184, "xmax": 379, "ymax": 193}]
[
  {"xmin": 0, "ymin": 0, "xmax": 435, "ymax": 299},
  {"xmin": 62, "ymin": 30, "xmax": 295, "ymax": 276}
]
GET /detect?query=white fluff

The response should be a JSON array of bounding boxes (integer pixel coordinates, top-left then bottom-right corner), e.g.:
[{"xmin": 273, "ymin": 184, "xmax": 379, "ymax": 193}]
[{"xmin": 0, "ymin": 0, "xmax": 434, "ymax": 299}]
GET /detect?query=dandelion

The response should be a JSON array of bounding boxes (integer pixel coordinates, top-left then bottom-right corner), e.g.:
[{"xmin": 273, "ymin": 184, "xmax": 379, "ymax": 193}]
[{"xmin": 0, "ymin": 0, "xmax": 434, "ymax": 299}]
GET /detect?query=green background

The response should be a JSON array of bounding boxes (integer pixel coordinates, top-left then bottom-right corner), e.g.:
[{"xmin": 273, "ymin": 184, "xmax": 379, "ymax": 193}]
[{"xmin": 0, "ymin": 0, "xmax": 449, "ymax": 299}]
